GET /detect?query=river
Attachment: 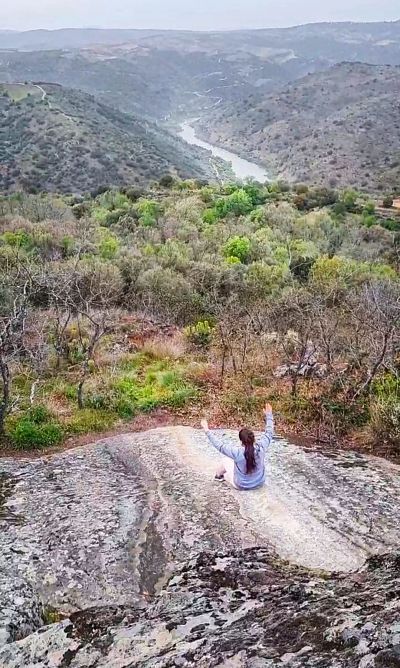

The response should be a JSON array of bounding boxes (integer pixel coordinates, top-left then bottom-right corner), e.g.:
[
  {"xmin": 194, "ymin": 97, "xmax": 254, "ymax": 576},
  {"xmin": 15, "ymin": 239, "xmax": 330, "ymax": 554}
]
[{"xmin": 178, "ymin": 121, "xmax": 269, "ymax": 182}]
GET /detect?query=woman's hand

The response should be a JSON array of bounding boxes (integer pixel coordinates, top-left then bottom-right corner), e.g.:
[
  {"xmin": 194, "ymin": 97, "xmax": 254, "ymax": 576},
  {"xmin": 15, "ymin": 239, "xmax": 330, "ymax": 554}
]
[
  {"xmin": 201, "ymin": 418, "xmax": 209, "ymax": 431},
  {"xmin": 264, "ymin": 402, "xmax": 273, "ymax": 416}
]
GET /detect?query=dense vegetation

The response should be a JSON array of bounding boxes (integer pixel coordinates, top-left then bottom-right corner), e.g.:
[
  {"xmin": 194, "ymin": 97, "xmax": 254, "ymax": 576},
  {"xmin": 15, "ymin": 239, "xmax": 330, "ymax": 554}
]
[
  {"xmin": 0, "ymin": 83, "xmax": 213, "ymax": 194},
  {"xmin": 0, "ymin": 179, "xmax": 399, "ymax": 454}
]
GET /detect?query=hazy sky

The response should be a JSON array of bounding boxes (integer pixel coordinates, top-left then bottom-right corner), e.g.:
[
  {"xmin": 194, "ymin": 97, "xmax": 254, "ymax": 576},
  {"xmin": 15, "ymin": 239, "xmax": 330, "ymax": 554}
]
[{"xmin": 1, "ymin": 0, "xmax": 399, "ymax": 31}]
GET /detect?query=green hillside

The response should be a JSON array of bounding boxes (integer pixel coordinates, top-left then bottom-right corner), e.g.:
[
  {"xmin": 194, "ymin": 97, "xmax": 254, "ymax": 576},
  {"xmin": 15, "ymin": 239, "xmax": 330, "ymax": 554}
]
[
  {"xmin": 197, "ymin": 63, "xmax": 400, "ymax": 192},
  {"xmin": 0, "ymin": 83, "xmax": 213, "ymax": 193}
]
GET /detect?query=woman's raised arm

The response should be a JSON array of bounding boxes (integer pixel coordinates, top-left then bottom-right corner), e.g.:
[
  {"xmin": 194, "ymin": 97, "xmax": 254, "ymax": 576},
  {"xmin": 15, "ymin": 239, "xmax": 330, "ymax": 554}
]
[
  {"xmin": 259, "ymin": 403, "xmax": 274, "ymax": 451},
  {"xmin": 201, "ymin": 419, "xmax": 242, "ymax": 460}
]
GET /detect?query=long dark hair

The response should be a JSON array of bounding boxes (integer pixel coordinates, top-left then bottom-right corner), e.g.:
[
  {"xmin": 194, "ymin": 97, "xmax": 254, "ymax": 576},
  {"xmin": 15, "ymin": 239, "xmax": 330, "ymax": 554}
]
[{"xmin": 239, "ymin": 428, "xmax": 256, "ymax": 474}]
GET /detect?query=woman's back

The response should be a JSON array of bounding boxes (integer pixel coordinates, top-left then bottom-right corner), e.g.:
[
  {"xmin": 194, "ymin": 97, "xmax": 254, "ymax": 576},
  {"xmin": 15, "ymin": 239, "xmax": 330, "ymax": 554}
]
[{"xmin": 229, "ymin": 442, "xmax": 267, "ymax": 489}]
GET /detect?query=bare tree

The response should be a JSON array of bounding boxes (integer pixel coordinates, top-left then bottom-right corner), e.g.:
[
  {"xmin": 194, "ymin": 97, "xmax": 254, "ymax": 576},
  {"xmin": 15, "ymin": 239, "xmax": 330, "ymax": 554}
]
[
  {"xmin": 266, "ymin": 289, "xmax": 320, "ymax": 397},
  {"xmin": 346, "ymin": 280, "xmax": 400, "ymax": 401},
  {"xmin": 41, "ymin": 258, "xmax": 123, "ymax": 408},
  {"xmin": 0, "ymin": 276, "xmax": 30, "ymax": 436},
  {"xmin": 75, "ymin": 309, "xmax": 114, "ymax": 409},
  {"xmin": 21, "ymin": 313, "xmax": 52, "ymax": 405}
]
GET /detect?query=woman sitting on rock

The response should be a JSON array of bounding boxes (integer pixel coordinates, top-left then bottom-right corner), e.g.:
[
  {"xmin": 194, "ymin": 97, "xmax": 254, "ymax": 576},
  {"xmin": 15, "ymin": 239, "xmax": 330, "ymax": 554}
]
[{"xmin": 201, "ymin": 403, "xmax": 274, "ymax": 490}]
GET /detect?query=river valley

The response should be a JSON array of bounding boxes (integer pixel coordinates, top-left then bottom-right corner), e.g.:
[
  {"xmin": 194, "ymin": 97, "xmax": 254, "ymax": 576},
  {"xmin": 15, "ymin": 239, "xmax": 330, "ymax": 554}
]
[{"xmin": 178, "ymin": 121, "xmax": 269, "ymax": 182}]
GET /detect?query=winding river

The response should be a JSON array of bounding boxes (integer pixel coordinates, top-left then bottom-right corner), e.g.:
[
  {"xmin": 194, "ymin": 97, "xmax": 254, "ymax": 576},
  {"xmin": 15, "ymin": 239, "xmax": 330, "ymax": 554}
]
[{"xmin": 178, "ymin": 121, "xmax": 269, "ymax": 182}]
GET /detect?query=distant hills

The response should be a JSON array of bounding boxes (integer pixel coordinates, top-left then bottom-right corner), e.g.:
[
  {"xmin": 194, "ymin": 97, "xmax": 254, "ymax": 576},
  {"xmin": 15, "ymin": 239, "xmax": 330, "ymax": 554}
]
[
  {"xmin": 0, "ymin": 44, "xmax": 317, "ymax": 123},
  {"xmin": 1, "ymin": 23, "xmax": 400, "ymax": 65},
  {"xmin": 197, "ymin": 62, "xmax": 400, "ymax": 191},
  {"xmin": 0, "ymin": 83, "xmax": 213, "ymax": 193},
  {"xmin": 1, "ymin": 21, "xmax": 400, "ymax": 123},
  {"xmin": 1, "ymin": 22, "xmax": 400, "ymax": 193}
]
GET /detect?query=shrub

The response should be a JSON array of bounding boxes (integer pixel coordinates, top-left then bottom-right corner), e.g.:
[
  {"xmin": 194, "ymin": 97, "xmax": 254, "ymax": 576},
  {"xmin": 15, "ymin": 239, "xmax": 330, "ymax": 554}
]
[
  {"xmin": 295, "ymin": 184, "xmax": 309, "ymax": 195},
  {"xmin": 114, "ymin": 398, "xmax": 136, "ymax": 419},
  {"xmin": 1, "ymin": 230, "xmax": 34, "ymax": 250},
  {"xmin": 137, "ymin": 199, "xmax": 160, "ymax": 227},
  {"xmin": 382, "ymin": 196, "xmax": 394, "ymax": 209},
  {"xmin": 28, "ymin": 404, "xmax": 53, "ymax": 424},
  {"xmin": 9, "ymin": 417, "xmax": 63, "ymax": 450},
  {"xmin": 223, "ymin": 188, "xmax": 253, "ymax": 215},
  {"xmin": 99, "ymin": 231, "xmax": 120, "ymax": 259},
  {"xmin": 6, "ymin": 403, "xmax": 64, "ymax": 450},
  {"xmin": 363, "ymin": 201, "xmax": 376, "ymax": 215},
  {"xmin": 202, "ymin": 208, "xmax": 219, "ymax": 225},
  {"xmin": 159, "ymin": 174, "xmax": 175, "ymax": 188},
  {"xmin": 225, "ymin": 255, "xmax": 241, "ymax": 265},
  {"xmin": 184, "ymin": 320, "xmax": 214, "ymax": 349},
  {"xmin": 221, "ymin": 390, "xmax": 264, "ymax": 422},
  {"xmin": 341, "ymin": 189, "xmax": 359, "ymax": 212},
  {"xmin": 370, "ymin": 398, "xmax": 400, "ymax": 453},
  {"xmin": 223, "ymin": 236, "xmax": 251, "ymax": 263}
]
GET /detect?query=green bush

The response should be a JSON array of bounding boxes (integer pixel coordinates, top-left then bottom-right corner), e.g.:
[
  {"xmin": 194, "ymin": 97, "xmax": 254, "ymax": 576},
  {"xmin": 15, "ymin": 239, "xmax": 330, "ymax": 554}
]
[
  {"xmin": 320, "ymin": 397, "xmax": 370, "ymax": 432},
  {"xmin": 363, "ymin": 201, "xmax": 376, "ymax": 215},
  {"xmin": 0, "ymin": 230, "xmax": 33, "ymax": 249},
  {"xmin": 99, "ymin": 231, "xmax": 120, "ymax": 259},
  {"xmin": 223, "ymin": 236, "xmax": 251, "ymax": 263},
  {"xmin": 114, "ymin": 398, "xmax": 136, "ymax": 419},
  {"xmin": 6, "ymin": 404, "xmax": 64, "ymax": 450},
  {"xmin": 64, "ymin": 409, "xmax": 116, "ymax": 435},
  {"xmin": 184, "ymin": 320, "xmax": 214, "ymax": 349},
  {"xmin": 137, "ymin": 199, "xmax": 160, "ymax": 227},
  {"xmin": 202, "ymin": 208, "xmax": 219, "ymax": 225},
  {"xmin": 28, "ymin": 404, "xmax": 53, "ymax": 424},
  {"xmin": 9, "ymin": 417, "xmax": 63, "ymax": 450}
]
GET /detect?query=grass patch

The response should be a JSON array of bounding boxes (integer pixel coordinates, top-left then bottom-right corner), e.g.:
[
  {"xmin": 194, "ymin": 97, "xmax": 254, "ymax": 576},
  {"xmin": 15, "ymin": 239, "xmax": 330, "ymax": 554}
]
[
  {"xmin": 63, "ymin": 409, "xmax": 117, "ymax": 435},
  {"xmin": 4, "ymin": 352, "xmax": 198, "ymax": 451},
  {"xmin": 84, "ymin": 355, "xmax": 198, "ymax": 418},
  {"xmin": 0, "ymin": 83, "xmax": 41, "ymax": 102}
]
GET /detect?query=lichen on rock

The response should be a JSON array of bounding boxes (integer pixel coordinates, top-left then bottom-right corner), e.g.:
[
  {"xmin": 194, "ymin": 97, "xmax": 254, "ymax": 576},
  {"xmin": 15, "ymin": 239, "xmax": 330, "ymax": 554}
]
[{"xmin": 1, "ymin": 427, "xmax": 400, "ymax": 666}]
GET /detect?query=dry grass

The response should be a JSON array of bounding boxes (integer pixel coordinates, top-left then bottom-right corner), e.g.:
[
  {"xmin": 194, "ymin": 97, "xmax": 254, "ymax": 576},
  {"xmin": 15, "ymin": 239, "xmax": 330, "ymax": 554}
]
[
  {"xmin": 44, "ymin": 394, "xmax": 74, "ymax": 417},
  {"xmin": 141, "ymin": 333, "xmax": 186, "ymax": 360}
]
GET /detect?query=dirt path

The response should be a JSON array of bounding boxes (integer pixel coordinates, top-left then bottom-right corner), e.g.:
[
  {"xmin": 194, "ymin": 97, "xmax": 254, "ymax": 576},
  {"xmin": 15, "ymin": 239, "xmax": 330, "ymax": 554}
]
[{"xmin": 32, "ymin": 83, "xmax": 47, "ymax": 102}]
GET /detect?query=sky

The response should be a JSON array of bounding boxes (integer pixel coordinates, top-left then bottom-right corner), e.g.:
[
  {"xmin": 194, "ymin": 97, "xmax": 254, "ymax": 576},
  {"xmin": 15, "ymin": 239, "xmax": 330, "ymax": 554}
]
[{"xmin": 1, "ymin": 0, "xmax": 399, "ymax": 32}]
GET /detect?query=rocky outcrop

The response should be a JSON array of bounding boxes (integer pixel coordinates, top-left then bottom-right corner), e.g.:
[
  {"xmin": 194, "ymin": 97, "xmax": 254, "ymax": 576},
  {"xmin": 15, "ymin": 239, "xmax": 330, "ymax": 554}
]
[
  {"xmin": 1, "ymin": 548, "xmax": 400, "ymax": 667},
  {"xmin": 1, "ymin": 427, "xmax": 400, "ymax": 666}
]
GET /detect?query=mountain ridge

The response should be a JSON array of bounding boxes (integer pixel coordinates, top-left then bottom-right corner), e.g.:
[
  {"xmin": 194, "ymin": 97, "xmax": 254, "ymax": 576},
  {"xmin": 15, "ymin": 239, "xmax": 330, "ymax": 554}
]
[{"xmin": 1, "ymin": 20, "xmax": 400, "ymax": 125}]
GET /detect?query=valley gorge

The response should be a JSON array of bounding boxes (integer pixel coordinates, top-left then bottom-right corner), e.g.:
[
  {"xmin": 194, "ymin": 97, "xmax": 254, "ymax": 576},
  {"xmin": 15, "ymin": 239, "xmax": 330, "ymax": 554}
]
[
  {"xmin": 2, "ymin": 22, "xmax": 400, "ymax": 190},
  {"xmin": 1, "ymin": 19, "xmax": 400, "ymax": 668}
]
